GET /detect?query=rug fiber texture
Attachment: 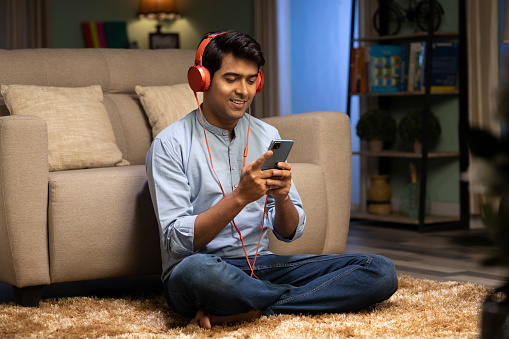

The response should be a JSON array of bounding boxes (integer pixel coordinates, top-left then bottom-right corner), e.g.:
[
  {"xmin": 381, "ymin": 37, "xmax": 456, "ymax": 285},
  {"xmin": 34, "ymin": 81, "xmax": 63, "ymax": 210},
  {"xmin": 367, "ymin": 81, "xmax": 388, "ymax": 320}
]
[{"xmin": 0, "ymin": 275, "xmax": 489, "ymax": 338}]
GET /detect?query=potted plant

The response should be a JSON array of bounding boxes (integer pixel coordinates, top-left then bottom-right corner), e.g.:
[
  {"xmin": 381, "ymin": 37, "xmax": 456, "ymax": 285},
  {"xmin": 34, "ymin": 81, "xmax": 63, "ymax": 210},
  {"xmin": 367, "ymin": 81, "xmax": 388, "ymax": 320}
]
[
  {"xmin": 398, "ymin": 109, "xmax": 442, "ymax": 153},
  {"xmin": 356, "ymin": 109, "xmax": 396, "ymax": 152},
  {"xmin": 456, "ymin": 84, "xmax": 509, "ymax": 338}
]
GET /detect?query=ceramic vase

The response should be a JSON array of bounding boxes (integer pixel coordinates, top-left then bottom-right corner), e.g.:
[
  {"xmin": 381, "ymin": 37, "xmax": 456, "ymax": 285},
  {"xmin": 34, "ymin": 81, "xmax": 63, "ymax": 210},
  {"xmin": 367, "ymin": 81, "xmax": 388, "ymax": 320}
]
[{"xmin": 368, "ymin": 175, "xmax": 392, "ymax": 215}]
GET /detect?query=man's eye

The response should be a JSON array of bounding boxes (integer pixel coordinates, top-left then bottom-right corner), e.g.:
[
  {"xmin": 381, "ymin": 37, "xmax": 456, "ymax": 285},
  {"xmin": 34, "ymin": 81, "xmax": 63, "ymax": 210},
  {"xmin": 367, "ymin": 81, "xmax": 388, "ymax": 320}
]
[
  {"xmin": 225, "ymin": 78, "xmax": 235, "ymax": 83},
  {"xmin": 247, "ymin": 80, "xmax": 256, "ymax": 85}
]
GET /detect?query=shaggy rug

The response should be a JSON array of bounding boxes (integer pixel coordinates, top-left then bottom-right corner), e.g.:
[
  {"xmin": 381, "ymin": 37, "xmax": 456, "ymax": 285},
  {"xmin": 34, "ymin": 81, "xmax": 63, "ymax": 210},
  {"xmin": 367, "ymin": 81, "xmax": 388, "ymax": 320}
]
[{"xmin": 0, "ymin": 275, "xmax": 489, "ymax": 338}]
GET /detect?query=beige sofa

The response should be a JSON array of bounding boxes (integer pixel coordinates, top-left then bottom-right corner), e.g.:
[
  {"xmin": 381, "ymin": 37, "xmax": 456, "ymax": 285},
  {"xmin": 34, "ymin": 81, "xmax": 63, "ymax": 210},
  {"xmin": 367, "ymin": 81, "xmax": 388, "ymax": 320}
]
[{"xmin": 0, "ymin": 48, "xmax": 352, "ymax": 306}]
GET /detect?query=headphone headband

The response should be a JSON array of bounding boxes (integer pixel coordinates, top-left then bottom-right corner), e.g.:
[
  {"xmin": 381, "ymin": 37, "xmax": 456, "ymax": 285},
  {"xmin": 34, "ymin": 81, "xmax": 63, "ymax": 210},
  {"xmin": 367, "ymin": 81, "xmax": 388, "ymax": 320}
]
[{"xmin": 193, "ymin": 32, "xmax": 226, "ymax": 67}]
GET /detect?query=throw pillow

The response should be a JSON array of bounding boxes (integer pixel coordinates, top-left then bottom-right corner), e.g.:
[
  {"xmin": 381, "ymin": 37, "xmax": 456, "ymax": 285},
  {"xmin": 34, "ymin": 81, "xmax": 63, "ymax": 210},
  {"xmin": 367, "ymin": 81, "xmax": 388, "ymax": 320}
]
[
  {"xmin": 135, "ymin": 84, "xmax": 203, "ymax": 138},
  {"xmin": 1, "ymin": 84, "xmax": 129, "ymax": 171}
]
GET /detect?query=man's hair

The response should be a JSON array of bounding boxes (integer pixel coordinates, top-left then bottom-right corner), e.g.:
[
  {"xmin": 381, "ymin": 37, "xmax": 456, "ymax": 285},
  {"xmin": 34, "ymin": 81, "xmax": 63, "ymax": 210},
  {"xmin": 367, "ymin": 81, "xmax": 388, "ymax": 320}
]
[{"xmin": 201, "ymin": 30, "xmax": 265, "ymax": 82}]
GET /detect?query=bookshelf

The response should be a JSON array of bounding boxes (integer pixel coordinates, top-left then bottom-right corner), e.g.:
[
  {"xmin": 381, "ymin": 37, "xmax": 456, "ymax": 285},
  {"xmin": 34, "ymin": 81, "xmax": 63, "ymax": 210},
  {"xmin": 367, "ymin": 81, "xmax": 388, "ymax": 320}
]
[{"xmin": 347, "ymin": 0, "xmax": 469, "ymax": 231}]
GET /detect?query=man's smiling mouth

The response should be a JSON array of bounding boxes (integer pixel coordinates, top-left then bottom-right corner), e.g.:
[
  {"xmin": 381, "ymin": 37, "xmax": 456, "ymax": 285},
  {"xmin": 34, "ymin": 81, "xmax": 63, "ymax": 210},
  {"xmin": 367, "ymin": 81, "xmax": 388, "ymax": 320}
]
[{"xmin": 231, "ymin": 99, "xmax": 247, "ymax": 105}]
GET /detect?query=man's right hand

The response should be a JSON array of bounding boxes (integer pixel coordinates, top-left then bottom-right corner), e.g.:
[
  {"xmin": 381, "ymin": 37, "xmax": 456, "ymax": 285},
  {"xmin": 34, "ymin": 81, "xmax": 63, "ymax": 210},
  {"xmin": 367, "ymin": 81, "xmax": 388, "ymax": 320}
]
[{"xmin": 234, "ymin": 150, "xmax": 274, "ymax": 205}]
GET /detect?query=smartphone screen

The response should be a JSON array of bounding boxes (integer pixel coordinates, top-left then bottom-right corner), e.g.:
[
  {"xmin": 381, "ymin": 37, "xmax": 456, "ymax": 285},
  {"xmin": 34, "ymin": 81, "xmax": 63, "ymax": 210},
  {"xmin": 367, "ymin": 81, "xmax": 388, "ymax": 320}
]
[{"xmin": 260, "ymin": 139, "xmax": 294, "ymax": 171}]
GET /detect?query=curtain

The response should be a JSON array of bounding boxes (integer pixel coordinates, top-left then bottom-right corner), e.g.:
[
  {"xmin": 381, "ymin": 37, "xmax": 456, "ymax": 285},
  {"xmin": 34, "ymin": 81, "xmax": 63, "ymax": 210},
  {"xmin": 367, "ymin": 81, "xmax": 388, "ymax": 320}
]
[
  {"xmin": 5, "ymin": 0, "xmax": 50, "ymax": 49},
  {"xmin": 466, "ymin": 0, "xmax": 500, "ymax": 214},
  {"xmin": 253, "ymin": 0, "xmax": 280, "ymax": 118}
]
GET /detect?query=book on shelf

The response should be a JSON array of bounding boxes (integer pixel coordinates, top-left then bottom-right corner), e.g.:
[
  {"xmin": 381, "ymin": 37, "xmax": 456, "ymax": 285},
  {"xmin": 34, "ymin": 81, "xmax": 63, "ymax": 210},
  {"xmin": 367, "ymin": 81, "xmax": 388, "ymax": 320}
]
[
  {"xmin": 349, "ymin": 47, "xmax": 368, "ymax": 93},
  {"xmin": 407, "ymin": 42, "xmax": 423, "ymax": 92},
  {"xmin": 424, "ymin": 42, "xmax": 459, "ymax": 91},
  {"xmin": 348, "ymin": 42, "xmax": 458, "ymax": 94},
  {"xmin": 81, "ymin": 21, "xmax": 129, "ymax": 49},
  {"xmin": 368, "ymin": 45, "xmax": 406, "ymax": 93},
  {"xmin": 408, "ymin": 42, "xmax": 459, "ymax": 92}
]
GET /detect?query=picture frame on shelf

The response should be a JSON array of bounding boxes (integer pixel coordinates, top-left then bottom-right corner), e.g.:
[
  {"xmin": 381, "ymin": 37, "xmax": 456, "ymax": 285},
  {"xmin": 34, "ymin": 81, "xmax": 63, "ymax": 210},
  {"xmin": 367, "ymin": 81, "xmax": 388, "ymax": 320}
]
[{"xmin": 149, "ymin": 33, "xmax": 179, "ymax": 49}]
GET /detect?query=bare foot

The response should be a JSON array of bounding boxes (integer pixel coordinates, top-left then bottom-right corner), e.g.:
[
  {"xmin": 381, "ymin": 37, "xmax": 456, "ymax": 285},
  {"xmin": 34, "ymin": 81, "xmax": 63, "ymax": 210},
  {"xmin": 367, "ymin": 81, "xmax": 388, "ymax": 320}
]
[
  {"xmin": 189, "ymin": 309, "xmax": 263, "ymax": 329},
  {"xmin": 190, "ymin": 309, "xmax": 212, "ymax": 329}
]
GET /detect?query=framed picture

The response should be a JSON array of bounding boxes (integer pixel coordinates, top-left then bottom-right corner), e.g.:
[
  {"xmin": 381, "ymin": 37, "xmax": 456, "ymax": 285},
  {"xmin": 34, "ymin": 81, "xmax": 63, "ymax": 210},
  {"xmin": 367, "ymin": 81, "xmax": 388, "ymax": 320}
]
[{"xmin": 150, "ymin": 33, "xmax": 180, "ymax": 49}]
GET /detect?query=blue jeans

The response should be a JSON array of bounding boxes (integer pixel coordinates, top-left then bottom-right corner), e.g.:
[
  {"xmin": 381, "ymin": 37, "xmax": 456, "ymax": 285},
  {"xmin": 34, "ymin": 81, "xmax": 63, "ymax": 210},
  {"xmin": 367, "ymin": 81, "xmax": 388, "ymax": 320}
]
[{"xmin": 164, "ymin": 253, "xmax": 398, "ymax": 317}]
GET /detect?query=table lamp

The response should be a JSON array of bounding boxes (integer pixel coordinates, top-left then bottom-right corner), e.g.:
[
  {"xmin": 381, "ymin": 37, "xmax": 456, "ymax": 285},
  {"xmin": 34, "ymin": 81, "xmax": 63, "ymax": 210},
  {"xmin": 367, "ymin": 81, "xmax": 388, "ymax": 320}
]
[{"xmin": 138, "ymin": 0, "xmax": 181, "ymax": 33}]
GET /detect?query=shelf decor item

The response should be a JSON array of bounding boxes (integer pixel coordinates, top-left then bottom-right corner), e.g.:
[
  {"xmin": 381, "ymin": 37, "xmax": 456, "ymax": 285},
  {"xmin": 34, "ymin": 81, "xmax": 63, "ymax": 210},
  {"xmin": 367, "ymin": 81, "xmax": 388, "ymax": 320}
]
[
  {"xmin": 356, "ymin": 109, "xmax": 396, "ymax": 152},
  {"xmin": 398, "ymin": 108, "xmax": 441, "ymax": 152},
  {"xmin": 372, "ymin": 0, "xmax": 444, "ymax": 36},
  {"xmin": 368, "ymin": 175, "xmax": 392, "ymax": 215},
  {"xmin": 399, "ymin": 162, "xmax": 430, "ymax": 218}
]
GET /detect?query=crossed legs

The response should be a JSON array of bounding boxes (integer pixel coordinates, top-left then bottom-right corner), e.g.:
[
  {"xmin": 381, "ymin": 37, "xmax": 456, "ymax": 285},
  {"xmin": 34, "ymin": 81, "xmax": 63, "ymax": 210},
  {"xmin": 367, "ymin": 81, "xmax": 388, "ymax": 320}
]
[{"xmin": 164, "ymin": 253, "xmax": 398, "ymax": 328}]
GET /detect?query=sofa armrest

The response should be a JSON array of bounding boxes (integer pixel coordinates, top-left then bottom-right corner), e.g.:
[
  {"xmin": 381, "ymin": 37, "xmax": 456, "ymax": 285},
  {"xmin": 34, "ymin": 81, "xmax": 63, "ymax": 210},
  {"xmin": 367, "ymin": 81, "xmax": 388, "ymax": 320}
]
[
  {"xmin": 262, "ymin": 111, "xmax": 352, "ymax": 254},
  {"xmin": 0, "ymin": 115, "xmax": 50, "ymax": 287}
]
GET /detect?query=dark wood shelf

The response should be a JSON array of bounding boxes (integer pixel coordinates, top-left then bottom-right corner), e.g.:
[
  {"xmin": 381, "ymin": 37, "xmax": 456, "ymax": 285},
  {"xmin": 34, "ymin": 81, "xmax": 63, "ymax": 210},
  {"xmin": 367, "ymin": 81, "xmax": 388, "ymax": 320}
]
[
  {"xmin": 354, "ymin": 32, "xmax": 459, "ymax": 42},
  {"xmin": 347, "ymin": 0, "xmax": 468, "ymax": 230},
  {"xmin": 353, "ymin": 151, "xmax": 460, "ymax": 158},
  {"xmin": 350, "ymin": 211, "xmax": 460, "ymax": 225},
  {"xmin": 348, "ymin": 90, "xmax": 459, "ymax": 97}
]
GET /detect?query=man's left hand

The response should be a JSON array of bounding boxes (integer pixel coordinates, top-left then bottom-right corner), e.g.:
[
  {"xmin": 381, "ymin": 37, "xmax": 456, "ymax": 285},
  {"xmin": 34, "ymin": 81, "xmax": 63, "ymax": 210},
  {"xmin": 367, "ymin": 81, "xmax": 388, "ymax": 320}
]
[{"xmin": 264, "ymin": 162, "xmax": 292, "ymax": 197}]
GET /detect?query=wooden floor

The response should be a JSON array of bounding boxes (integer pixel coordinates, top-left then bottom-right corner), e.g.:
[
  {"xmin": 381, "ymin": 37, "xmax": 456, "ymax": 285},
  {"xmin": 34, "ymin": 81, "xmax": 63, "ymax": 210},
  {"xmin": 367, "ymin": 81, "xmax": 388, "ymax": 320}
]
[
  {"xmin": 0, "ymin": 220, "xmax": 506, "ymax": 305},
  {"xmin": 346, "ymin": 221, "xmax": 507, "ymax": 289}
]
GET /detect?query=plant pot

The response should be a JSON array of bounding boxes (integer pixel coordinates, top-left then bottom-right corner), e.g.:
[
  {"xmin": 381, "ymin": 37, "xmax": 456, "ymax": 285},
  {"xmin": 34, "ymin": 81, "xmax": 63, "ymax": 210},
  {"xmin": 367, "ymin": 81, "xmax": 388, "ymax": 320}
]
[
  {"xmin": 369, "ymin": 139, "xmax": 384, "ymax": 152},
  {"xmin": 413, "ymin": 140, "xmax": 422, "ymax": 153},
  {"xmin": 481, "ymin": 286, "xmax": 509, "ymax": 339}
]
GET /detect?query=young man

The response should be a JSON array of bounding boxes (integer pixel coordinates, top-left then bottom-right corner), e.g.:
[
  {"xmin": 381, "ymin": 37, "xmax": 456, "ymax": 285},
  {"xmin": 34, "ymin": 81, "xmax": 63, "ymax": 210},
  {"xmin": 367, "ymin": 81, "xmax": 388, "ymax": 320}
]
[{"xmin": 146, "ymin": 30, "xmax": 398, "ymax": 329}]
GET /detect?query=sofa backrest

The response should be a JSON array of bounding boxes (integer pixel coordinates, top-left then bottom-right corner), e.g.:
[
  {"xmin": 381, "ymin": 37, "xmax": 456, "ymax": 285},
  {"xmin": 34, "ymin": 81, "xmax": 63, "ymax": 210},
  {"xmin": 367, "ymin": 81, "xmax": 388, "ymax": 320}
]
[{"xmin": 0, "ymin": 48, "xmax": 197, "ymax": 165}]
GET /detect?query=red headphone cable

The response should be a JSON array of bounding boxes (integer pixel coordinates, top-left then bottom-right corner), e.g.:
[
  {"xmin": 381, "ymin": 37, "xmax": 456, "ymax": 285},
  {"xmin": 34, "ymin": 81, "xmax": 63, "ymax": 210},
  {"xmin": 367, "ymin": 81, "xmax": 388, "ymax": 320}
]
[{"xmin": 194, "ymin": 93, "xmax": 266, "ymax": 279}]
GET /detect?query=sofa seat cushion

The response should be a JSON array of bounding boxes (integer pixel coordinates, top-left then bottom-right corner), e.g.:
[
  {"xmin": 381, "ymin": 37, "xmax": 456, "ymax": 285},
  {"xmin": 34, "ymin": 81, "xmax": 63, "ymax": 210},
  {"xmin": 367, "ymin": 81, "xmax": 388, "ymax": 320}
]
[
  {"xmin": 268, "ymin": 163, "xmax": 328, "ymax": 255},
  {"xmin": 0, "ymin": 84, "xmax": 129, "ymax": 171},
  {"xmin": 48, "ymin": 165, "xmax": 160, "ymax": 283}
]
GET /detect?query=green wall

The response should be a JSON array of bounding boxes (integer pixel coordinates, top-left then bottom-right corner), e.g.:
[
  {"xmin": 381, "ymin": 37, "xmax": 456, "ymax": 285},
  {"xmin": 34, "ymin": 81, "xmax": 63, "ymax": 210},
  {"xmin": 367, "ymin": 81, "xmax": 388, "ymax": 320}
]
[{"xmin": 49, "ymin": 0, "xmax": 254, "ymax": 49}]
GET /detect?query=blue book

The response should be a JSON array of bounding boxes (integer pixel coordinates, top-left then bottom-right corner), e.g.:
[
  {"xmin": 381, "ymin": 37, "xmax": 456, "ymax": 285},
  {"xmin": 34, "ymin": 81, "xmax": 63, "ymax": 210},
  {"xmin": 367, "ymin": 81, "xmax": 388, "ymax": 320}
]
[
  {"xmin": 369, "ymin": 45, "xmax": 406, "ymax": 93},
  {"xmin": 428, "ymin": 42, "xmax": 459, "ymax": 91}
]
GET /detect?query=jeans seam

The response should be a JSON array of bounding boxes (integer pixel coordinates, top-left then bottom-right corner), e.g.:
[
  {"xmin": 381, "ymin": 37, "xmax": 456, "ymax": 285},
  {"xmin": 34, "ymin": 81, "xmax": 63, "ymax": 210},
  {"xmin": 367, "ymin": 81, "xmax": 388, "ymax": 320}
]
[
  {"xmin": 271, "ymin": 255, "xmax": 374, "ymax": 307},
  {"xmin": 236, "ymin": 255, "xmax": 356, "ymax": 272}
]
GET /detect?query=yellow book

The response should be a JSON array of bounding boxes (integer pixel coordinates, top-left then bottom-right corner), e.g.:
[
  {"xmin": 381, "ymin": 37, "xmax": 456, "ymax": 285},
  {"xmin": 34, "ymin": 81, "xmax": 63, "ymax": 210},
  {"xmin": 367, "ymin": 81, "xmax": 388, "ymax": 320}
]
[{"xmin": 89, "ymin": 21, "xmax": 100, "ymax": 48}]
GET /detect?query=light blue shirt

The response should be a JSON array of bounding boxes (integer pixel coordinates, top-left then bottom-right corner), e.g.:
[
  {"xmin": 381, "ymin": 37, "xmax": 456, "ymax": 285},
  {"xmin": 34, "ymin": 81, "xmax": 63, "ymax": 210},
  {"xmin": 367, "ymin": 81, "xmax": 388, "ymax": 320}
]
[{"xmin": 146, "ymin": 109, "xmax": 306, "ymax": 282}]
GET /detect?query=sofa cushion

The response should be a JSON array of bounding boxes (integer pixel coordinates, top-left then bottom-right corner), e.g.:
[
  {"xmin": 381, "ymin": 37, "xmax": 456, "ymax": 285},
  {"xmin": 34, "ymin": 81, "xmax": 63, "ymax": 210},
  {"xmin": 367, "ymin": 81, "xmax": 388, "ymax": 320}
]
[
  {"xmin": 47, "ymin": 165, "xmax": 161, "ymax": 283},
  {"xmin": 0, "ymin": 84, "xmax": 129, "ymax": 171},
  {"xmin": 135, "ymin": 84, "xmax": 203, "ymax": 138},
  {"xmin": 268, "ymin": 162, "xmax": 328, "ymax": 255},
  {"xmin": 102, "ymin": 93, "xmax": 153, "ymax": 166}
]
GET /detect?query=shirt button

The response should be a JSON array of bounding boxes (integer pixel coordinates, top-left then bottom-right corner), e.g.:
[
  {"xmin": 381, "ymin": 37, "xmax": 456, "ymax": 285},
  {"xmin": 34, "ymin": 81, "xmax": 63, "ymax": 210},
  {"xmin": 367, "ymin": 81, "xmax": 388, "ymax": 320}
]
[
  {"xmin": 232, "ymin": 166, "xmax": 236, "ymax": 170},
  {"xmin": 222, "ymin": 130, "xmax": 228, "ymax": 136},
  {"xmin": 229, "ymin": 146, "xmax": 233, "ymax": 150},
  {"xmin": 234, "ymin": 183, "xmax": 238, "ymax": 188}
]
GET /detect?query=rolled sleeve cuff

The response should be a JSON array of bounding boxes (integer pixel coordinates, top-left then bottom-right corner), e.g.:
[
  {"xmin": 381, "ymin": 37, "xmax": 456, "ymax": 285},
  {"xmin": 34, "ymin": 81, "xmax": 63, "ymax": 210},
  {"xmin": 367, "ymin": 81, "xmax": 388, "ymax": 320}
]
[
  {"xmin": 168, "ymin": 215, "xmax": 198, "ymax": 258},
  {"xmin": 272, "ymin": 207, "xmax": 306, "ymax": 242}
]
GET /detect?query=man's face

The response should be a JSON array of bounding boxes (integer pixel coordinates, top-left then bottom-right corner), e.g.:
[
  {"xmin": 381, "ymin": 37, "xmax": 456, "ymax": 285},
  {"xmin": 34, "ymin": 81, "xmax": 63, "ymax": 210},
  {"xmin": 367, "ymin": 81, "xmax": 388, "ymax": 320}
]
[{"xmin": 202, "ymin": 53, "xmax": 259, "ymax": 132}]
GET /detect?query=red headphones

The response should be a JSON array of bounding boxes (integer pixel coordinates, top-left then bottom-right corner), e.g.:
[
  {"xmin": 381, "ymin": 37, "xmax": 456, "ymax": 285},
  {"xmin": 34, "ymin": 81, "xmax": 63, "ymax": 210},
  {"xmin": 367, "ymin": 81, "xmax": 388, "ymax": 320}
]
[{"xmin": 187, "ymin": 32, "xmax": 264, "ymax": 94}]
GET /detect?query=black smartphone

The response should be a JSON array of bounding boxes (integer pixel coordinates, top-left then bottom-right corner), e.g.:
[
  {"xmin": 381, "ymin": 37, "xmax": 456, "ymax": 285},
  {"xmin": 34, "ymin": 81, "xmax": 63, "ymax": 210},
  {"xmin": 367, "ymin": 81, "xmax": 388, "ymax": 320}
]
[{"xmin": 260, "ymin": 139, "xmax": 294, "ymax": 171}]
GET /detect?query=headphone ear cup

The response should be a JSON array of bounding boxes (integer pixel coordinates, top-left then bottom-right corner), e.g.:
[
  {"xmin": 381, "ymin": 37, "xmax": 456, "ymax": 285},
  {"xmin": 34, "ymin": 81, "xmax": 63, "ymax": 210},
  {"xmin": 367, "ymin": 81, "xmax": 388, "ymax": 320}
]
[
  {"xmin": 188, "ymin": 65, "xmax": 211, "ymax": 92},
  {"xmin": 256, "ymin": 70, "xmax": 264, "ymax": 95}
]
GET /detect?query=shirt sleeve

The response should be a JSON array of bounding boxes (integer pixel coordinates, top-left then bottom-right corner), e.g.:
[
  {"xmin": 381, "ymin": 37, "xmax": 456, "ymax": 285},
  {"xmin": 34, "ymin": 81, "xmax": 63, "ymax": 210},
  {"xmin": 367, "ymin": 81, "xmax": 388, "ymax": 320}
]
[{"xmin": 146, "ymin": 138, "xmax": 197, "ymax": 259}]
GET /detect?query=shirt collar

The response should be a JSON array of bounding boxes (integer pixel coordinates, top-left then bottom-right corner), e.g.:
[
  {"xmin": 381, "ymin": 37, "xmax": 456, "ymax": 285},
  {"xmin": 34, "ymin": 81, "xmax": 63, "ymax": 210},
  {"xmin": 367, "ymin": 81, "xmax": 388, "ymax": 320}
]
[{"xmin": 193, "ymin": 107, "xmax": 249, "ymax": 139}]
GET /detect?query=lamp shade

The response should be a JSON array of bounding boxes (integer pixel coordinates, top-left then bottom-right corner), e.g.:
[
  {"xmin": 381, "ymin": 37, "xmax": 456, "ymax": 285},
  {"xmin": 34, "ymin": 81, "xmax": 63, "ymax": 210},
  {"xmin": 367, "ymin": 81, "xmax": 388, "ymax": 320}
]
[{"xmin": 138, "ymin": 0, "xmax": 181, "ymax": 20}]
